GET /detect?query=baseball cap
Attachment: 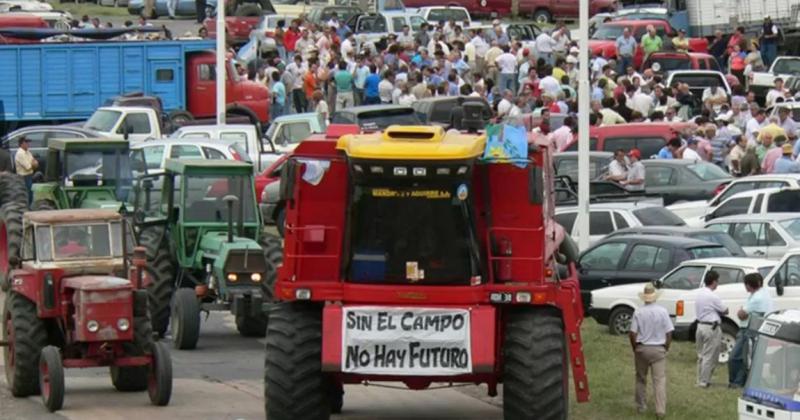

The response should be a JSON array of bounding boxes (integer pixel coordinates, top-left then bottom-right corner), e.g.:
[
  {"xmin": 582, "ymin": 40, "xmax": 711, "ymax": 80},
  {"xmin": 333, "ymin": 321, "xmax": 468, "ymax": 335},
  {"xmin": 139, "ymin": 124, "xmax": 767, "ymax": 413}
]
[
  {"xmin": 628, "ymin": 149, "xmax": 642, "ymax": 159},
  {"xmin": 783, "ymin": 143, "xmax": 794, "ymax": 155}
]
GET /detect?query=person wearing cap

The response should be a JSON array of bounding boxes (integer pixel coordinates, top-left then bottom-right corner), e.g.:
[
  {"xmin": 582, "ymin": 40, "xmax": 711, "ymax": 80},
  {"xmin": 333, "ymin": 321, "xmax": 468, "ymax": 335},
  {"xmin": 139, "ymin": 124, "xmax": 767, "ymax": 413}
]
[
  {"xmin": 622, "ymin": 148, "xmax": 645, "ymax": 191},
  {"xmin": 774, "ymin": 142, "xmax": 800, "ymax": 173},
  {"xmin": 615, "ymin": 27, "xmax": 636, "ymax": 76},
  {"xmin": 629, "ymin": 283, "xmax": 673, "ymax": 419},
  {"xmin": 694, "ymin": 270, "xmax": 728, "ymax": 388},
  {"xmin": 682, "ymin": 138, "xmax": 702, "ymax": 162},
  {"xmin": 672, "ymin": 28, "xmax": 689, "ymax": 53},
  {"xmin": 15, "ymin": 136, "xmax": 37, "ymax": 203}
]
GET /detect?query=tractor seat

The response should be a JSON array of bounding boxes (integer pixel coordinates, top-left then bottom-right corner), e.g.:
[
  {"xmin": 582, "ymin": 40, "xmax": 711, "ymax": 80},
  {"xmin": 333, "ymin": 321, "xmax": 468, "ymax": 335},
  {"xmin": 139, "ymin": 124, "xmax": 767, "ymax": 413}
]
[{"xmin": 63, "ymin": 276, "xmax": 131, "ymax": 291}]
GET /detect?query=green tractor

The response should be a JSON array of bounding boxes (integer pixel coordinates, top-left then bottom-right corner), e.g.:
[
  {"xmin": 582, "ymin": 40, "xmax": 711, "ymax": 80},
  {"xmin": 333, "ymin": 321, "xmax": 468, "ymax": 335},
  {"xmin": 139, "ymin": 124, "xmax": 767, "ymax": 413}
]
[
  {"xmin": 31, "ymin": 139, "xmax": 133, "ymax": 212},
  {"xmin": 132, "ymin": 159, "xmax": 282, "ymax": 350}
]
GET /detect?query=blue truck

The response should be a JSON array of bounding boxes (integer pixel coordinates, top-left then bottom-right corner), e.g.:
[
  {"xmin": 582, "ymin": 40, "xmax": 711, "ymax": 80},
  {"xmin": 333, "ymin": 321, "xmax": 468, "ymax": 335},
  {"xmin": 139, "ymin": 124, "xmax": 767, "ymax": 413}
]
[{"xmin": 0, "ymin": 39, "xmax": 270, "ymax": 128}]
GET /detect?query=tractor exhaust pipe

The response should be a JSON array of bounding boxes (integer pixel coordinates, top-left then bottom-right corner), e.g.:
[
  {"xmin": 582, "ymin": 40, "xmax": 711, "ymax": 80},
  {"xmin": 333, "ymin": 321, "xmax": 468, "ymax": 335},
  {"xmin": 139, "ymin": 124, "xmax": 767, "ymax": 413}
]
[{"xmin": 223, "ymin": 195, "xmax": 238, "ymax": 243}]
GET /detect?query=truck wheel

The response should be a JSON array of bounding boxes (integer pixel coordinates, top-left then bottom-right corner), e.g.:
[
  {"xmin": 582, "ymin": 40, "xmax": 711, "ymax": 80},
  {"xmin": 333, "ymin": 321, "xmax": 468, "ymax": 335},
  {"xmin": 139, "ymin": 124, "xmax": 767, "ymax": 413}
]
[
  {"xmin": 0, "ymin": 173, "xmax": 28, "ymax": 207},
  {"xmin": 3, "ymin": 292, "xmax": 49, "ymax": 397},
  {"xmin": 719, "ymin": 322, "xmax": 738, "ymax": 364},
  {"xmin": 234, "ymin": 3, "xmax": 261, "ymax": 16},
  {"xmin": 139, "ymin": 229, "xmax": 175, "ymax": 338},
  {"xmin": 503, "ymin": 306, "xmax": 567, "ymax": 420},
  {"xmin": 167, "ymin": 110, "xmax": 194, "ymax": 131},
  {"xmin": 608, "ymin": 306, "xmax": 633, "ymax": 336},
  {"xmin": 0, "ymin": 202, "xmax": 25, "ymax": 291},
  {"xmin": 264, "ymin": 303, "xmax": 330, "ymax": 420},
  {"xmin": 31, "ymin": 200, "xmax": 56, "ymax": 211},
  {"xmin": 110, "ymin": 309, "xmax": 152, "ymax": 392},
  {"xmin": 532, "ymin": 8, "xmax": 552, "ymax": 24},
  {"xmin": 147, "ymin": 341, "xmax": 172, "ymax": 406},
  {"xmin": 39, "ymin": 346, "xmax": 65, "ymax": 412},
  {"xmin": 172, "ymin": 288, "xmax": 201, "ymax": 350}
]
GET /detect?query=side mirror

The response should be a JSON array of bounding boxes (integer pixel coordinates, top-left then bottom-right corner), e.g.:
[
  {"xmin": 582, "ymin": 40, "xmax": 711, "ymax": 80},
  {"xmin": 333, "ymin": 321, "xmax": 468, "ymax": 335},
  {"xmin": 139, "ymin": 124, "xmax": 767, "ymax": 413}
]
[{"xmin": 776, "ymin": 276, "xmax": 785, "ymax": 296}]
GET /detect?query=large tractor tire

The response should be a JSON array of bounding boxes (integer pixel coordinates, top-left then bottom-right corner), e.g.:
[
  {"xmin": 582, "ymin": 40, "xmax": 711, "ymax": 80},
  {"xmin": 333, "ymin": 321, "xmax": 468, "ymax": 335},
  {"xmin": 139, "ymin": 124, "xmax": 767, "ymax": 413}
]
[
  {"xmin": 172, "ymin": 288, "xmax": 201, "ymax": 350},
  {"xmin": 3, "ymin": 292, "xmax": 49, "ymax": 397},
  {"xmin": 0, "ymin": 202, "xmax": 25, "ymax": 291},
  {"xmin": 235, "ymin": 235, "xmax": 283, "ymax": 337},
  {"xmin": 503, "ymin": 306, "xmax": 567, "ymax": 420},
  {"xmin": 111, "ymin": 292, "xmax": 152, "ymax": 392},
  {"xmin": 31, "ymin": 200, "xmax": 56, "ymax": 211},
  {"xmin": 0, "ymin": 173, "xmax": 28, "ymax": 207},
  {"xmin": 139, "ymin": 229, "xmax": 176, "ymax": 338},
  {"xmin": 264, "ymin": 303, "xmax": 330, "ymax": 420}
]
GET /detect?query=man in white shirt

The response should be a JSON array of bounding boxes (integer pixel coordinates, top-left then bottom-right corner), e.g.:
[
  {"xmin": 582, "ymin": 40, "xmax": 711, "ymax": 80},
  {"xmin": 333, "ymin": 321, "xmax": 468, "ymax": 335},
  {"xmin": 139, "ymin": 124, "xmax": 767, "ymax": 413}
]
[
  {"xmin": 765, "ymin": 77, "xmax": 788, "ymax": 108},
  {"xmin": 378, "ymin": 72, "xmax": 395, "ymax": 104},
  {"xmin": 340, "ymin": 33, "xmax": 355, "ymax": 58},
  {"xmin": 495, "ymin": 45, "xmax": 518, "ymax": 93},
  {"xmin": 694, "ymin": 271, "xmax": 728, "ymax": 388},
  {"xmin": 550, "ymin": 116, "xmax": 573, "ymax": 151},
  {"xmin": 682, "ymin": 139, "xmax": 702, "ymax": 162},
  {"xmin": 496, "ymin": 90, "xmax": 514, "ymax": 118},
  {"xmin": 746, "ymin": 110, "xmax": 767, "ymax": 145},
  {"xmin": 284, "ymin": 55, "xmax": 307, "ymax": 113},
  {"xmin": 539, "ymin": 70, "xmax": 561, "ymax": 99},
  {"xmin": 605, "ymin": 149, "xmax": 628, "ymax": 181},
  {"xmin": 469, "ymin": 30, "xmax": 489, "ymax": 75},
  {"xmin": 535, "ymin": 31, "xmax": 555, "ymax": 65},
  {"xmin": 702, "ymin": 82, "xmax": 729, "ymax": 113},
  {"xmin": 630, "ymin": 85, "xmax": 654, "ymax": 117},
  {"xmin": 397, "ymin": 25, "xmax": 414, "ymax": 49}
]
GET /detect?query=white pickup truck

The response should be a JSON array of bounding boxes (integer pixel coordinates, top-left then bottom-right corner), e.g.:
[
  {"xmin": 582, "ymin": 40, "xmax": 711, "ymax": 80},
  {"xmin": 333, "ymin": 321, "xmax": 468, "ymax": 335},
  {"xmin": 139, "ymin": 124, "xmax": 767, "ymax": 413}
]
[
  {"xmin": 170, "ymin": 124, "xmax": 281, "ymax": 173},
  {"xmin": 82, "ymin": 106, "xmax": 165, "ymax": 143},
  {"xmin": 749, "ymin": 56, "xmax": 800, "ymax": 101}
]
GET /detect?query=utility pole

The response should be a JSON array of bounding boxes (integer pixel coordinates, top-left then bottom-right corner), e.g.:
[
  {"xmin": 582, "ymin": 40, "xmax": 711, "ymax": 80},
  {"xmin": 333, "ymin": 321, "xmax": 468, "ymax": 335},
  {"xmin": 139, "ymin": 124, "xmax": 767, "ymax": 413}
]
[
  {"xmin": 577, "ymin": 0, "xmax": 590, "ymax": 250},
  {"xmin": 511, "ymin": 0, "xmax": 519, "ymax": 18},
  {"xmin": 215, "ymin": 0, "xmax": 227, "ymax": 125}
]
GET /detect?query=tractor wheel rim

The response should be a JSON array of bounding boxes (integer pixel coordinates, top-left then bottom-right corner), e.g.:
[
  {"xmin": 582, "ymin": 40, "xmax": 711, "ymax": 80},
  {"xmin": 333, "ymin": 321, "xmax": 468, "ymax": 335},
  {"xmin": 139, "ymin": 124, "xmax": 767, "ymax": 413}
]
[
  {"xmin": 40, "ymin": 358, "xmax": 50, "ymax": 399},
  {"xmin": 719, "ymin": 333, "xmax": 735, "ymax": 364},
  {"xmin": 614, "ymin": 313, "xmax": 632, "ymax": 334}
]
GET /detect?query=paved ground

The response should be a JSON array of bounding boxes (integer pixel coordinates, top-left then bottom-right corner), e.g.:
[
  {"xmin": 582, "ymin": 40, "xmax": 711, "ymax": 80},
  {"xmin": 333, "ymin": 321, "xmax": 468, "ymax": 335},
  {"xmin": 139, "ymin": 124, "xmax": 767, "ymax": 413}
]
[{"xmin": 0, "ymin": 294, "xmax": 503, "ymax": 420}]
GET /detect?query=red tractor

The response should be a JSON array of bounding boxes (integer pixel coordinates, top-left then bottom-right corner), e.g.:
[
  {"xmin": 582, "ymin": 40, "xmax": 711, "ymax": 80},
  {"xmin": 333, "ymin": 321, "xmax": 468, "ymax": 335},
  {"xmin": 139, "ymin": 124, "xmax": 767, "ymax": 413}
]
[
  {"xmin": 264, "ymin": 124, "xmax": 589, "ymax": 419},
  {"xmin": 1, "ymin": 209, "xmax": 172, "ymax": 412}
]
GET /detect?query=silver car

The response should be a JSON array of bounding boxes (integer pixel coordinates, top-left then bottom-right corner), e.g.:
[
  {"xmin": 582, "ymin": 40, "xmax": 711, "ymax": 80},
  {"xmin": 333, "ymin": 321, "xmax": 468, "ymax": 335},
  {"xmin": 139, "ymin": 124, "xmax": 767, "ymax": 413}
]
[{"xmin": 705, "ymin": 213, "xmax": 800, "ymax": 260}]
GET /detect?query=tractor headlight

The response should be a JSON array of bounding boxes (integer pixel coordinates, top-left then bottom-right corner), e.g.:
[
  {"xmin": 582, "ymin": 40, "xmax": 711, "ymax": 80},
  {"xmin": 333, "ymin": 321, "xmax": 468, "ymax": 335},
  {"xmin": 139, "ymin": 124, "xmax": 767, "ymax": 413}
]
[
  {"xmin": 227, "ymin": 273, "xmax": 238, "ymax": 282},
  {"xmin": 117, "ymin": 318, "xmax": 130, "ymax": 332},
  {"xmin": 251, "ymin": 273, "xmax": 262, "ymax": 282},
  {"xmin": 87, "ymin": 320, "xmax": 99, "ymax": 333}
]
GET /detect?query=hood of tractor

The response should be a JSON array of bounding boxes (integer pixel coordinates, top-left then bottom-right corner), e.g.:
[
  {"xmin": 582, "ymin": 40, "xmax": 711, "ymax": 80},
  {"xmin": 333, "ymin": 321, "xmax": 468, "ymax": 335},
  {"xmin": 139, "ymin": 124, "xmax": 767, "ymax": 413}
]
[
  {"xmin": 336, "ymin": 125, "xmax": 486, "ymax": 160},
  {"xmin": 199, "ymin": 232, "xmax": 267, "ymax": 283}
]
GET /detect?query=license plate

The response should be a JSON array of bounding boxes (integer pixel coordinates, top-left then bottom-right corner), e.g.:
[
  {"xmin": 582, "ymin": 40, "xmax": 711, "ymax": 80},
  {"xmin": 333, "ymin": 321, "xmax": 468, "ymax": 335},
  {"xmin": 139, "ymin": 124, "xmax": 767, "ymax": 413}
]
[{"xmin": 341, "ymin": 307, "xmax": 472, "ymax": 376}]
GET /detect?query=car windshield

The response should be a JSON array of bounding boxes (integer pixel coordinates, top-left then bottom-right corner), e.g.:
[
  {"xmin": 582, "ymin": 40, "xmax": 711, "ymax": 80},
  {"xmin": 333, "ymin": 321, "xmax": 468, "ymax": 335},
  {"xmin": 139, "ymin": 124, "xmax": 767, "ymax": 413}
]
[
  {"xmin": 689, "ymin": 232, "xmax": 746, "ymax": 256},
  {"xmin": 184, "ymin": 175, "xmax": 257, "ymax": 223},
  {"xmin": 670, "ymin": 74, "xmax": 724, "ymax": 88},
  {"xmin": 746, "ymin": 337, "xmax": 800, "ymax": 401},
  {"xmin": 35, "ymin": 223, "xmax": 113, "ymax": 261},
  {"xmin": 347, "ymin": 183, "xmax": 480, "ymax": 285},
  {"xmin": 648, "ymin": 57, "xmax": 691, "ymax": 72},
  {"xmin": 688, "ymin": 246, "xmax": 731, "ymax": 259},
  {"xmin": 771, "ymin": 59, "xmax": 800, "ymax": 74},
  {"xmin": 85, "ymin": 110, "xmax": 121, "ymax": 132},
  {"xmin": 687, "ymin": 162, "xmax": 730, "ymax": 181},
  {"xmin": 778, "ymin": 218, "xmax": 800, "ymax": 240},
  {"xmin": 357, "ymin": 109, "xmax": 421, "ymax": 129},
  {"xmin": 591, "ymin": 25, "xmax": 625, "ymax": 40},
  {"xmin": 66, "ymin": 150, "xmax": 132, "ymax": 182},
  {"xmin": 632, "ymin": 207, "xmax": 686, "ymax": 226}
]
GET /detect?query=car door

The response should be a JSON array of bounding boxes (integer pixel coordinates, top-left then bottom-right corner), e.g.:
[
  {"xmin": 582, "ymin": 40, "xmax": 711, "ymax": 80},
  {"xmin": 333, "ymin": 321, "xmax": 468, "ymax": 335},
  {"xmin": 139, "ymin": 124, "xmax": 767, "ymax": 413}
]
[
  {"xmin": 616, "ymin": 243, "xmax": 673, "ymax": 287},
  {"xmin": 767, "ymin": 254, "xmax": 800, "ymax": 310},
  {"xmin": 644, "ymin": 165, "xmax": 675, "ymax": 197},
  {"xmin": 578, "ymin": 241, "xmax": 629, "ymax": 308}
]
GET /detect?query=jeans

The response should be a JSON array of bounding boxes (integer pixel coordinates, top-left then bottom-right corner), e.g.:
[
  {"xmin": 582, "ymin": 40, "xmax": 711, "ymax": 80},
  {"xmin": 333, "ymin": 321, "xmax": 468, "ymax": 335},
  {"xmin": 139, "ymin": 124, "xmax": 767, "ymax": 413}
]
[
  {"xmin": 195, "ymin": 0, "xmax": 206, "ymax": 22},
  {"xmin": 728, "ymin": 329, "xmax": 752, "ymax": 386},
  {"xmin": 761, "ymin": 42, "xmax": 777, "ymax": 67},
  {"xmin": 292, "ymin": 89, "xmax": 306, "ymax": 113},
  {"xmin": 166, "ymin": 0, "xmax": 177, "ymax": 17},
  {"xmin": 618, "ymin": 55, "xmax": 633, "ymax": 75},
  {"xmin": 270, "ymin": 102, "xmax": 284, "ymax": 121},
  {"xmin": 498, "ymin": 73, "xmax": 517, "ymax": 94},
  {"xmin": 23, "ymin": 174, "xmax": 32, "ymax": 205},
  {"xmin": 364, "ymin": 96, "xmax": 380, "ymax": 105},
  {"xmin": 539, "ymin": 52, "xmax": 553, "ymax": 66},
  {"xmin": 277, "ymin": 46, "xmax": 287, "ymax": 63}
]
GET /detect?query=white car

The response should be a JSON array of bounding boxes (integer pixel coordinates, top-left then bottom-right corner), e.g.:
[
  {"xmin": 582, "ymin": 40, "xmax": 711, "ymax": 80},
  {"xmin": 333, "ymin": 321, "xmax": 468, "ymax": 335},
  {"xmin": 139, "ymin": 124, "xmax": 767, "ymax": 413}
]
[
  {"xmin": 131, "ymin": 138, "xmax": 250, "ymax": 174},
  {"xmin": 706, "ymin": 213, "xmax": 800, "ymax": 260},
  {"xmin": 589, "ymin": 257, "xmax": 775, "ymax": 338},
  {"xmin": 667, "ymin": 174, "xmax": 800, "ymax": 226},
  {"xmin": 661, "ymin": 250, "xmax": 800, "ymax": 363},
  {"xmin": 555, "ymin": 202, "xmax": 685, "ymax": 249}
]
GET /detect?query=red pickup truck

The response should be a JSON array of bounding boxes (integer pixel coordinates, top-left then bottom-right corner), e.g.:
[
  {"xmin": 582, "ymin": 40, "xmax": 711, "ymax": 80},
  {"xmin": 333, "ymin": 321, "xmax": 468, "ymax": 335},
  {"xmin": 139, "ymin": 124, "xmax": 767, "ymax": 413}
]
[
  {"xmin": 402, "ymin": 0, "xmax": 617, "ymax": 22},
  {"xmin": 590, "ymin": 19, "xmax": 708, "ymax": 70},
  {"xmin": 204, "ymin": 0, "xmax": 276, "ymax": 45}
]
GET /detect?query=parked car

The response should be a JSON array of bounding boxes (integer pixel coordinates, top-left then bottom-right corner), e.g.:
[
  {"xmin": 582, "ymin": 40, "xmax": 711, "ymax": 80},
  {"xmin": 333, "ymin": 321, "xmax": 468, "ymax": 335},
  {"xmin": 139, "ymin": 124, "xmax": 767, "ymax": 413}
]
[
  {"xmin": 555, "ymin": 202, "xmax": 686, "ymax": 248},
  {"xmin": 553, "ymin": 151, "xmax": 613, "ymax": 182},
  {"xmin": 404, "ymin": 0, "xmax": 616, "ymax": 22},
  {"xmin": 705, "ymin": 213, "xmax": 800, "ymax": 260},
  {"xmin": 577, "ymin": 234, "xmax": 731, "ymax": 311},
  {"xmin": 128, "ymin": 0, "xmax": 217, "ymax": 18},
  {"xmin": 661, "ymin": 249, "xmax": 800, "ymax": 361},
  {"xmin": 330, "ymin": 105, "xmax": 421, "ymax": 129},
  {"xmin": 345, "ymin": 10, "xmax": 428, "ymax": 49},
  {"xmin": 0, "ymin": 125, "xmax": 101, "ymax": 174},
  {"xmin": 414, "ymin": 6, "xmax": 475, "ymax": 27},
  {"xmin": 258, "ymin": 154, "xmax": 289, "ymax": 233},
  {"xmin": 306, "ymin": 5, "xmax": 362, "ymax": 26},
  {"xmin": 503, "ymin": 21, "xmax": 544, "ymax": 49},
  {"xmin": 700, "ymin": 187, "xmax": 800, "ymax": 226},
  {"xmin": 170, "ymin": 123, "xmax": 283, "ymax": 173},
  {"xmin": 641, "ymin": 159, "xmax": 732, "ymax": 205},
  {"xmin": 606, "ymin": 226, "xmax": 747, "ymax": 257},
  {"xmin": 667, "ymin": 174, "xmax": 800, "ymax": 225},
  {"xmin": 749, "ymin": 56, "xmax": 800, "ymax": 102},
  {"xmin": 411, "ymin": 96, "xmax": 492, "ymax": 127},
  {"xmin": 561, "ymin": 122, "xmax": 695, "ymax": 160},
  {"xmin": 642, "ymin": 52, "xmax": 721, "ymax": 74},
  {"xmin": 589, "ymin": 257, "xmax": 775, "ymax": 335},
  {"xmin": 264, "ymin": 113, "xmax": 326, "ymax": 154},
  {"xmin": 131, "ymin": 138, "xmax": 250, "ymax": 173},
  {"xmin": 203, "ymin": 0, "xmax": 278, "ymax": 45}
]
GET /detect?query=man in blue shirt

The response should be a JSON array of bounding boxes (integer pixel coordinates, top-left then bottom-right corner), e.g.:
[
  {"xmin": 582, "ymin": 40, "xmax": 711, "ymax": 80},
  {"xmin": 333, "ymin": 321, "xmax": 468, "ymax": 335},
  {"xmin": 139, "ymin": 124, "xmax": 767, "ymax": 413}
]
[
  {"xmin": 353, "ymin": 56, "xmax": 370, "ymax": 105},
  {"xmin": 774, "ymin": 143, "xmax": 800, "ymax": 173},
  {"xmin": 728, "ymin": 273, "xmax": 773, "ymax": 388},
  {"xmin": 270, "ymin": 71, "xmax": 286, "ymax": 120},
  {"xmin": 363, "ymin": 64, "xmax": 381, "ymax": 105},
  {"xmin": 657, "ymin": 138, "xmax": 682, "ymax": 159},
  {"xmin": 616, "ymin": 27, "xmax": 637, "ymax": 75}
]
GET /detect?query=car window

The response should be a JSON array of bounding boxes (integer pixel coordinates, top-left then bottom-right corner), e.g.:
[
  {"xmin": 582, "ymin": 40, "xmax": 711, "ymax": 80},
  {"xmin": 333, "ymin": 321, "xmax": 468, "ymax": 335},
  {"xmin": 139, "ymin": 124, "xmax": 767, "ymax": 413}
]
[
  {"xmin": 178, "ymin": 132, "xmax": 211, "ymax": 139},
  {"xmin": 590, "ymin": 211, "xmax": 614, "ymax": 235},
  {"xmin": 645, "ymin": 166, "xmax": 675, "ymax": 186},
  {"xmin": 170, "ymin": 145, "xmax": 203, "ymax": 160},
  {"xmin": 752, "ymin": 194, "xmax": 764, "ymax": 213},
  {"xmin": 580, "ymin": 242, "xmax": 627, "ymax": 271},
  {"xmin": 758, "ymin": 181, "xmax": 789, "ymax": 189},
  {"xmin": 566, "ymin": 137, "xmax": 598, "ymax": 151},
  {"xmin": 283, "ymin": 122, "xmax": 312, "ymax": 144},
  {"xmin": 48, "ymin": 131, "xmax": 87, "ymax": 141},
  {"xmin": 712, "ymin": 197, "xmax": 751, "ymax": 219},
  {"xmin": 624, "ymin": 244, "xmax": 669, "ymax": 271},
  {"xmin": 198, "ymin": 64, "xmax": 216, "ymax": 81},
  {"xmin": 706, "ymin": 223, "xmax": 730, "ymax": 233},
  {"xmin": 687, "ymin": 246, "xmax": 731, "ymax": 259},
  {"xmin": 778, "ymin": 218, "xmax": 800, "ymax": 240},
  {"xmin": 632, "ymin": 207, "xmax": 685, "ymax": 226},
  {"xmin": 771, "ymin": 254, "xmax": 800, "ymax": 287},
  {"xmin": 767, "ymin": 224, "xmax": 787, "ymax": 246},
  {"xmin": 731, "ymin": 223, "xmax": 765, "ymax": 247},
  {"xmin": 767, "ymin": 189, "xmax": 800, "ymax": 212},
  {"xmin": 709, "ymin": 58, "xmax": 721, "ymax": 72},
  {"xmin": 686, "ymin": 162, "xmax": 729, "ymax": 181},
  {"xmin": 602, "ymin": 137, "xmax": 635, "ymax": 153},
  {"xmin": 661, "ymin": 265, "xmax": 705, "ymax": 290},
  {"xmin": 203, "ymin": 147, "xmax": 226, "ymax": 160},
  {"xmin": 709, "ymin": 267, "xmax": 743, "ymax": 285},
  {"xmin": 716, "ymin": 182, "xmax": 755, "ymax": 204},
  {"xmin": 691, "ymin": 231, "xmax": 746, "ymax": 256},
  {"xmin": 613, "ymin": 212, "xmax": 629, "ymax": 229},
  {"xmin": 11, "ymin": 131, "xmax": 46, "ymax": 148},
  {"xmin": 409, "ymin": 16, "xmax": 426, "ymax": 31},
  {"xmin": 140, "ymin": 146, "xmax": 165, "ymax": 170},
  {"xmin": 220, "ymin": 132, "xmax": 249, "ymax": 152},
  {"xmin": 697, "ymin": 59, "xmax": 708, "ymax": 70},
  {"xmin": 118, "ymin": 113, "xmax": 151, "ymax": 134},
  {"xmin": 555, "ymin": 212, "xmax": 577, "ymax": 233}
]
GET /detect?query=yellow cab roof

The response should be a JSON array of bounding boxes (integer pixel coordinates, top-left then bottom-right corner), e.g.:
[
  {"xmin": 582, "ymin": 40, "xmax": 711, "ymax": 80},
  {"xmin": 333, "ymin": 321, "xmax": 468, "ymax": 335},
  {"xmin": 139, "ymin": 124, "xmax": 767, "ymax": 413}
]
[{"xmin": 336, "ymin": 125, "xmax": 486, "ymax": 160}]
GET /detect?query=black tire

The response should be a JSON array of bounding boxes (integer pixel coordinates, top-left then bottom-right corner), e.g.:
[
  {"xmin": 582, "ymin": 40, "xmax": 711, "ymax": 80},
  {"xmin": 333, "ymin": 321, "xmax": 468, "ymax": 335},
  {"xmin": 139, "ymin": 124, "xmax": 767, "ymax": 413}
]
[
  {"xmin": 328, "ymin": 380, "xmax": 344, "ymax": 414},
  {"xmin": 167, "ymin": 110, "xmax": 194, "ymax": 131},
  {"xmin": 226, "ymin": 106, "xmax": 261, "ymax": 131},
  {"xmin": 608, "ymin": 306, "xmax": 634, "ymax": 336},
  {"xmin": 172, "ymin": 288, "xmax": 200, "ymax": 350},
  {"xmin": 275, "ymin": 207, "xmax": 286, "ymax": 237},
  {"xmin": 147, "ymin": 341, "xmax": 172, "ymax": 406},
  {"xmin": 0, "ymin": 202, "xmax": 25, "ymax": 291},
  {"xmin": 0, "ymin": 173, "xmax": 28, "ymax": 207},
  {"xmin": 234, "ymin": 3, "xmax": 261, "ymax": 16},
  {"xmin": 31, "ymin": 200, "xmax": 56, "ymax": 211},
  {"xmin": 235, "ymin": 314, "xmax": 267, "ymax": 337},
  {"xmin": 139, "ymin": 229, "xmax": 175, "ymax": 337},
  {"xmin": 533, "ymin": 8, "xmax": 552, "ymax": 24},
  {"xmin": 720, "ymin": 322, "xmax": 738, "ymax": 365},
  {"xmin": 39, "ymin": 346, "xmax": 64, "ymax": 412},
  {"xmin": 264, "ymin": 303, "xmax": 330, "ymax": 420},
  {"xmin": 3, "ymin": 292, "xmax": 49, "ymax": 397},
  {"xmin": 110, "ymin": 312, "xmax": 152, "ymax": 392},
  {"xmin": 503, "ymin": 306, "xmax": 567, "ymax": 420}
]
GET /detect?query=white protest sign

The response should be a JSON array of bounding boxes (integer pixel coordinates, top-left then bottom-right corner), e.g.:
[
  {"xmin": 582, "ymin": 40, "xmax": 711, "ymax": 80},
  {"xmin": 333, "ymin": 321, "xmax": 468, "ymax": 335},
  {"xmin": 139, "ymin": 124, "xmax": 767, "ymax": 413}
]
[{"xmin": 342, "ymin": 307, "xmax": 472, "ymax": 376}]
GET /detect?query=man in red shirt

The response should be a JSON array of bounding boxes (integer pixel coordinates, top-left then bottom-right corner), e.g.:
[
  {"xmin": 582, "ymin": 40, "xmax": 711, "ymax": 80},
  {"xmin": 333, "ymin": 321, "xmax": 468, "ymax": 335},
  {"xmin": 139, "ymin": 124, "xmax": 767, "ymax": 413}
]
[{"xmin": 283, "ymin": 19, "xmax": 301, "ymax": 62}]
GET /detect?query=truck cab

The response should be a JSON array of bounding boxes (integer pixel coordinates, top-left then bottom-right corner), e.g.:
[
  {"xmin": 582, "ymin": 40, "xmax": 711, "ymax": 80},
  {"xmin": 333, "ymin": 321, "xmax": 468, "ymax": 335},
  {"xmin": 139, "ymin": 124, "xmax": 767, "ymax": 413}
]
[{"xmin": 84, "ymin": 106, "xmax": 162, "ymax": 143}]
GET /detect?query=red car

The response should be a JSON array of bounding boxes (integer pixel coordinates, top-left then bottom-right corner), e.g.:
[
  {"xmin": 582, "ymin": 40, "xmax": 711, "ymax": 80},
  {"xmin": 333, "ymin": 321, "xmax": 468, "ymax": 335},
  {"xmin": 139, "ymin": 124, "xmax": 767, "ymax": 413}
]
[
  {"xmin": 562, "ymin": 122, "xmax": 694, "ymax": 159},
  {"xmin": 590, "ymin": 19, "xmax": 708, "ymax": 70},
  {"xmin": 402, "ymin": 0, "xmax": 616, "ymax": 22},
  {"xmin": 204, "ymin": 0, "xmax": 277, "ymax": 45},
  {"xmin": 642, "ymin": 52, "xmax": 721, "ymax": 73}
]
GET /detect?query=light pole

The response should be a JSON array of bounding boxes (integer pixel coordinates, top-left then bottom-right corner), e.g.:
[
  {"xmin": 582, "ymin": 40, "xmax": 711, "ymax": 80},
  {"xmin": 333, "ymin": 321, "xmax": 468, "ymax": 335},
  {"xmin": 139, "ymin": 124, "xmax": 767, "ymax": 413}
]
[
  {"xmin": 577, "ymin": 0, "xmax": 590, "ymax": 250},
  {"xmin": 216, "ymin": 0, "xmax": 227, "ymax": 125}
]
